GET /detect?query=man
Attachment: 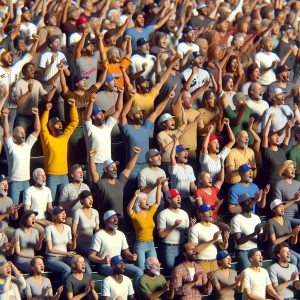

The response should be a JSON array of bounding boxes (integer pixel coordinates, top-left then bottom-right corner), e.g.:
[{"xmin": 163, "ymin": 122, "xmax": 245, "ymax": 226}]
[
  {"xmin": 0, "ymin": 259, "xmax": 26, "ymax": 298},
  {"xmin": 139, "ymin": 256, "xmax": 174, "ymax": 299},
  {"xmin": 69, "ymin": 15, "xmax": 90, "ymax": 47},
  {"xmin": 59, "ymin": 164, "xmax": 90, "ymax": 225},
  {"xmin": 25, "ymin": 257, "xmax": 63, "ymax": 300},
  {"xmin": 269, "ymin": 242, "xmax": 300, "ymax": 299},
  {"xmin": 40, "ymin": 100, "xmax": 79, "ymax": 200},
  {"xmin": 200, "ymin": 121, "xmax": 235, "ymax": 184},
  {"xmin": 2, "ymin": 107, "xmax": 40, "ymax": 204},
  {"xmin": 225, "ymin": 130, "xmax": 256, "ymax": 184},
  {"xmin": 188, "ymin": 2, "xmax": 213, "ymax": 29},
  {"xmin": 189, "ymin": 204, "xmax": 229, "ymax": 273},
  {"xmin": 84, "ymin": 89, "xmax": 123, "ymax": 175},
  {"xmin": 274, "ymin": 160, "xmax": 300, "ymax": 226},
  {"xmin": 20, "ymin": 7, "xmax": 37, "ymax": 46},
  {"xmin": 228, "ymin": 164, "xmax": 268, "ymax": 215},
  {"xmin": 89, "ymin": 147, "xmax": 140, "ymax": 228},
  {"xmin": 102, "ymin": 255, "xmax": 135, "ymax": 300},
  {"xmin": 231, "ymin": 194, "xmax": 263, "ymax": 271},
  {"xmin": 138, "ymin": 149, "xmax": 169, "ymax": 206},
  {"xmin": 23, "ymin": 168, "xmax": 53, "ymax": 234},
  {"xmin": 65, "ymin": 255, "xmax": 98, "ymax": 300},
  {"xmin": 212, "ymin": 251, "xmax": 243, "ymax": 300},
  {"xmin": 171, "ymin": 242, "xmax": 213, "ymax": 299},
  {"xmin": 243, "ymin": 248, "xmax": 283, "ymax": 300},
  {"xmin": 157, "ymin": 188, "xmax": 190, "ymax": 274},
  {"xmin": 176, "ymin": 26, "xmax": 200, "ymax": 59},
  {"xmin": 130, "ymin": 38, "xmax": 156, "ymax": 84},
  {"xmin": 88, "ymin": 210, "xmax": 143, "ymax": 284}
]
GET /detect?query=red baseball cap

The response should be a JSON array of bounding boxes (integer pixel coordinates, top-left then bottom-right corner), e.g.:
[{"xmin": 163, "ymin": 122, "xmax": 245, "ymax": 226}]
[
  {"xmin": 208, "ymin": 135, "xmax": 222, "ymax": 144},
  {"xmin": 166, "ymin": 189, "xmax": 180, "ymax": 199},
  {"xmin": 76, "ymin": 15, "xmax": 89, "ymax": 26}
]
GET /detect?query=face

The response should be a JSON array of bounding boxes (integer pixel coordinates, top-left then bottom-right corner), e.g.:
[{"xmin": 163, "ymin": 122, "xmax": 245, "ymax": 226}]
[
  {"xmin": 166, "ymin": 19, "xmax": 177, "ymax": 33},
  {"xmin": 185, "ymin": 30, "xmax": 196, "ymax": 42},
  {"xmin": 164, "ymin": 118, "xmax": 175, "ymax": 130},
  {"xmin": 23, "ymin": 11, "xmax": 31, "ymax": 22},
  {"xmin": 137, "ymin": 80, "xmax": 150, "ymax": 94},
  {"xmin": 158, "ymin": 35, "xmax": 167, "ymax": 48},
  {"xmin": 51, "ymin": 39, "xmax": 61, "ymax": 52},
  {"xmin": 70, "ymin": 9, "xmax": 80, "ymax": 20},
  {"xmin": 237, "ymin": 131, "xmax": 249, "ymax": 149},
  {"xmin": 75, "ymin": 257, "xmax": 86, "ymax": 272},
  {"xmin": 218, "ymin": 20, "xmax": 229, "ymax": 32},
  {"xmin": 25, "ymin": 64, "xmax": 35, "ymax": 79},
  {"xmin": 220, "ymin": 255, "xmax": 231, "ymax": 268},
  {"xmin": 278, "ymin": 247, "xmax": 291, "ymax": 263},
  {"xmin": 193, "ymin": 56, "xmax": 204, "ymax": 68},
  {"xmin": 113, "ymin": 261, "xmax": 125, "ymax": 274},
  {"xmin": 105, "ymin": 78, "xmax": 117, "ymax": 91},
  {"xmin": 149, "ymin": 154, "xmax": 161, "ymax": 166},
  {"xmin": 240, "ymin": 199, "xmax": 253, "ymax": 213},
  {"xmin": 35, "ymin": 169, "xmax": 46, "ymax": 185},
  {"xmin": 199, "ymin": 7, "xmax": 208, "ymax": 16},
  {"xmin": 139, "ymin": 195, "xmax": 149, "ymax": 210},
  {"xmin": 147, "ymin": 257, "xmax": 161, "ymax": 275},
  {"xmin": 132, "ymin": 110, "xmax": 144, "ymax": 125},
  {"xmin": 251, "ymin": 83, "xmax": 263, "ymax": 100},
  {"xmin": 229, "ymin": 59, "xmax": 238, "ymax": 72},
  {"xmin": 176, "ymin": 149, "xmax": 189, "ymax": 163},
  {"xmin": 250, "ymin": 251, "xmax": 263, "ymax": 266},
  {"xmin": 33, "ymin": 258, "xmax": 45, "ymax": 274},
  {"xmin": 182, "ymin": 92, "xmax": 192, "ymax": 108},
  {"xmin": 106, "ymin": 214, "xmax": 119, "ymax": 230},
  {"xmin": 17, "ymin": 39, "xmax": 26, "ymax": 52},
  {"xmin": 135, "ymin": 14, "xmax": 144, "ymax": 27},
  {"xmin": 71, "ymin": 167, "xmax": 83, "ymax": 183},
  {"xmin": 200, "ymin": 172, "xmax": 212, "ymax": 187},
  {"xmin": 278, "ymin": 70, "xmax": 290, "ymax": 82},
  {"xmin": 184, "ymin": 244, "xmax": 197, "ymax": 261},
  {"xmin": 197, "ymin": 38, "xmax": 208, "ymax": 56},
  {"xmin": 86, "ymin": 43, "xmax": 94, "ymax": 55},
  {"xmin": 139, "ymin": 43, "xmax": 150, "ymax": 55},
  {"xmin": 26, "ymin": 213, "xmax": 36, "ymax": 227},
  {"xmin": 284, "ymin": 163, "xmax": 295, "ymax": 179},
  {"xmin": 225, "ymin": 78, "xmax": 233, "ymax": 91},
  {"xmin": 76, "ymin": 78, "xmax": 88, "ymax": 90},
  {"xmin": 47, "ymin": 16, "xmax": 57, "ymax": 26},
  {"xmin": 205, "ymin": 92, "xmax": 215, "ymax": 108},
  {"xmin": 269, "ymin": 133, "xmax": 280, "ymax": 146},
  {"xmin": 272, "ymin": 22, "xmax": 280, "ymax": 35},
  {"xmin": 251, "ymin": 68, "xmax": 260, "ymax": 82},
  {"xmin": 263, "ymin": 39, "xmax": 273, "ymax": 52},
  {"xmin": 273, "ymin": 204, "xmax": 284, "ymax": 216},
  {"xmin": 92, "ymin": 111, "xmax": 105, "ymax": 126},
  {"xmin": 274, "ymin": 93, "xmax": 285, "ymax": 105},
  {"xmin": 2, "ymin": 52, "xmax": 13, "ymax": 66},
  {"xmin": 13, "ymin": 126, "xmax": 26, "ymax": 144},
  {"xmin": 0, "ymin": 263, "xmax": 11, "ymax": 278},
  {"xmin": 208, "ymin": 139, "xmax": 220, "ymax": 154},
  {"xmin": 109, "ymin": 48, "xmax": 120, "ymax": 63},
  {"xmin": 83, "ymin": 0, "xmax": 93, "ymax": 11},
  {"xmin": 53, "ymin": 120, "xmax": 63, "ymax": 132},
  {"xmin": 0, "ymin": 180, "xmax": 8, "ymax": 196},
  {"xmin": 55, "ymin": 210, "xmax": 66, "ymax": 223},
  {"xmin": 240, "ymin": 169, "xmax": 253, "ymax": 183},
  {"xmin": 82, "ymin": 195, "xmax": 93, "ymax": 208},
  {"xmin": 200, "ymin": 210, "xmax": 212, "ymax": 222},
  {"xmin": 110, "ymin": 11, "xmax": 121, "ymax": 24},
  {"xmin": 105, "ymin": 163, "xmax": 118, "ymax": 179},
  {"xmin": 126, "ymin": 1, "xmax": 136, "ymax": 14},
  {"xmin": 169, "ymin": 195, "xmax": 181, "ymax": 209}
]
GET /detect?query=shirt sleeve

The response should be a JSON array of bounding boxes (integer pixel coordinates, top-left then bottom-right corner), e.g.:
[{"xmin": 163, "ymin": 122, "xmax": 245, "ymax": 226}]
[
  {"xmin": 23, "ymin": 188, "xmax": 31, "ymax": 206},
  {"xmin": 47, "ymin": 188, "xmax": 53, "ymax": 203},
  {"xmin": 128, "ymin": 280, "xmax": 135, "ymax": 296},
  {"xmin": 121, "ymin": 232, "xmax": 129, "ymax": 250},
  {"xmin": 72, "ymin": 209, "xmax": 80, "ymax": 225},
  {"xmin": 269, "ymin": 266, "xmax": 278, "ymax": 283},
  {"xmin": 230, "ymin": 216, "xmax": 242, "ymax": 234},
  {"xmin": 64, "ymin": 276, "xmax": 74, "ymax": 294},
  {"xmin": 139, "ymin": 276, "xmax": 152, "ymax": 297},
  {"xmin": 188, "ymin": 226, "xmax": 198, "ymax": 244},
  {"xmin": 26, "ymin": 134, "xmax": 37, "ymax": 148},
  {"xmin": 58, "ymin": 186, "xmax": 68, "ymax": 203},
  {"xmin": 3, "ymin": 136, "xmax": 14, "ymax": 153},
  {"xmin": 102, "ymin": 278, "xmax": 111, "ymax": 297},
  {"xmin": 228, "ymin": 187, "xmax": 238, "ymax": 205},
  {"xmin": 157, "ymin": 212, "xmax": 166, "ymax": 229},
  {"xmin": 45, "ymin": 226, "xmax": 52, "ymax": 242},
  {"xmin": 90, "ymin": 233, "xmax": 101, "ymax": 252}
]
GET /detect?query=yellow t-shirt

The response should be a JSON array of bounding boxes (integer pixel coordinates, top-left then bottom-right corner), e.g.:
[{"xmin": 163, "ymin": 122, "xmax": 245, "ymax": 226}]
[
  {"xmin": 198, "ymin": 108, "xmax": 218, "ymax": 136},
  {"xmin": 130, "ymin": 205, "xmax": 157, "ymax": 241},
  {"xmin": 133, "ymin": 87, "xmax": 159, "ymax": 119},
  {"xmin": 225, "ymin": 148, "xmax": 257, "ymax": 184}
]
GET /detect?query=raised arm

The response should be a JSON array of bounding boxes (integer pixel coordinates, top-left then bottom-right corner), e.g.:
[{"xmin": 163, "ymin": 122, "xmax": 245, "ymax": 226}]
[
  {"xmin": 98, "ymin": 32, "xmax": 107, "ymax": 62},
  {"xmin": 119, "ymin": 89, "xmax": 135, "ymax": 127},
  {"xmin": 2, "ymin": 108, "xmax": 10, "ymax": 139},
  {"xmin": 89, "ymin": 149, "xmax": 100, "ymax": 183},
  {"xmin": 262, "ymin": 113, "xmax": 274, "ymax": 148},
  {"xmin": 170, "ymin": 134, "xmax": 177, "ymax": 167},
  {"xmin": 122, "ymin": 147, "xmax": 141, "ymax": 178},
  {"xmin": 94, "ymin": 61, "xmax": 108, "ymax": 90},
  {"xmin": 59, "ymin": 67, "xmax": 69, "ymax": 95},
  {"xmin": 202, "ymin": 124, "xmax": 214, "ymax": 155},
  {"xmin": 75, "ymin": 28, "xmax": 89, "ymax": 59},
  {"xmin": 224, "ymin": 118, "xmax": 235, "ymax": 149},
  {"xmin": 31, "ymin": 107, "xmax": 41, "ymax": 137},
  {"xmin": 85, "ymin": 94, "xmax": 96, "ymax": 122},
  {"xmin": 111, "ymin": 87, "xmax": 124, "ymax": 120},
  {"xmin": 127, "ymin": 189, "xmax": 140, "ymax": 216},
  {"xmin": 124, "ymin": 35, "xmax": 132, "ymax": 59}
]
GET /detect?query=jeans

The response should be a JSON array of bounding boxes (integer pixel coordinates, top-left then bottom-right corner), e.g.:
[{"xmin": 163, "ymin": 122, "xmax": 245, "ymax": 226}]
[
  {"xmin": 98, "ymin": 263, "xmax": 143, "ymax": 286},
  {"xmin": 45, "ymin": 255, "xmax": 92, "ymax": 280},
  {"xmin": 134, "ymin": 240, "xmax": 157, "ymax": 270},
  {"xmin": 290, "ymin": 249, "xmax": 300, "ymax": 270},
  {"xmin": 289, "ymin": 218, "xmax": 300, "ymax": 227},
  {"xmin": 162, "ymin": 244, "xmax": 182, "ymax": 275},
  {"xmin": 236, "ymin": 249, "xmax": 252, "ymax": 272},
  {"xmin": 14, "ymin": 257, "xmax": 32, "ymax": 273},
  {"xmin": 9, "ymin": 180, "xmax": 30, "ymax": 204},
  {"xmin": 8, "ymin": 108, "xmax": 17, "ymax": 135},
  {"xmin": 46, "ymin": 174, "xmax": 69, "ymax": 202}
]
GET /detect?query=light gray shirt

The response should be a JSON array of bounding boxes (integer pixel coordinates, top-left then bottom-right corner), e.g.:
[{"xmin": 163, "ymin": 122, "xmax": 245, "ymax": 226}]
[{"xmin": 25, "ymin": 276, "xmax": 52, "ymax": 297}]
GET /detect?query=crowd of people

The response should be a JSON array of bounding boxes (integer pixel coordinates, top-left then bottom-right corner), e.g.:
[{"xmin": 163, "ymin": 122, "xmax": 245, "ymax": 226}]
[{"xmin": 0, "ymin": 0, "xmax": 300, "ymax": 299}]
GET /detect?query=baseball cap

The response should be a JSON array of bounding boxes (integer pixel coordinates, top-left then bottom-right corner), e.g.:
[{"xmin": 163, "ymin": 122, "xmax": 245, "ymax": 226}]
[
  {"xmin": 275, "ymin": 64, "xmax": 291, "ymax": 75},
  {"xmin": 21, "ymin": 210, "xmax": 38, "ymax": 221},
  {"xmin": 238, "ymin": 163, "xmax": 256, "ymax": 173},
  {"xmin": 0, "ymin": 175, "xmax": 8, "ymax": 183},
  {"xmin": 128, "ymin": 106, "xmax": 142, "ymax": 118},
  {"xmin": 183, "ymin": 26, "xmax": 194, "ymax": 34},
  {"xmin": 0, "ymin": 258, "xmax": 7, "ymax": 268},
  {"xmin": 270, "ymin": 87, "xmax": 286, "ymax": 99},
  {"xmin": 165, "ymin": 188, "xmax": 180, "ymax": 199},
  {"xmin": 103, "ymin": 210, "xmax": 121, "ymax": 221},
  {"xmin": 105, "ymin": 74, "xmax": 116, "ymax": 83},
  {"xmin": 103, "ymin": 159, "xmax": 119, "ymax": 169},
  {"xmin": 110, "ymin": 255, "xmax": 123, "ymax": 266},
  {"xmin": 189, "ymin": 51, "xmax": 202, "ymax": 61},
  {"xmin": 198, "ymin": 203, "xmax": 214, "ymax": 212},
  {"xmin": 270, "ymin": 199, "xmax": 283, "ymax": 210},
  {"xmin": 280, "ymin": 24, "xmax": 294, "ymax": 32},
  {"xmin": 21, "ymin": 6, "xmax": 30, "ymax": 14},
  {"xmin": 135, "ymin": 76, "xmax": 149, "ymax": 86},
  {"xmin": 79, "ymin": 190, "xmax": 92, "ymax": 200},
  {"xmin": 216, "ymin": 250, "xmax": 230, "ymax": 261},
  {"xmin": 73, "ymin": 74, "xmax": 89, "ymax": 84},
  {"xmin": 52, "ymin": 206, "xmax": 65, "ymax": 216},
  {"xmin": 92, "ymin": 107, "xmax": 105, "ymax": 116},
  {"xmin": 76, "ymin": 15, "xmax": 89, "ymax": 26},
  {"xmin": 176, "ymin": 144, "xmax": 190, "ymax": 154},
  {"xmin": 137, "ymin": 38, "xmax": 149, "ymax": 47},
  {"xmin": 84, "ymin": 39, "xmax": 95, "ymax": 48},
  {"xmin": 238, "ymin": 193, "xmax": 251, "ymax": 204},
  {"xmin": 208, "ymin": 135, "xmax": 222, "ymax": 144},
  {"xmin": 158, "ymin": 113, "xmax": 174, "ymax": 124},
  {"xmin": 145, "ymin": 149, "xmax": 162, "ymax": 161},
  {"xmin": 197, "ymin": 2, "xmax": 207, "ymax": 10},
  {"xmin": 48, "ymin": 117, "xmax": 61, "ymax": 127}
]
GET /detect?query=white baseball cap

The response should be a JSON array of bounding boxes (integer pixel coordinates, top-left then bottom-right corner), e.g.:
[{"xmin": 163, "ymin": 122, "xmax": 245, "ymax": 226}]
[
  {"xmin": 158, "ymin": 113, "xmax": 174, "ymax": 124},
  {"xmin": 270, "ymin": 87, "xmax": 285, "ymax": 99},
  {"xmin": 103, "ymin": 210, "xmax": 121, "ymax": 221},
  {"xmin": 270, "ymin": 199, "xmax": 283, "ymax": 210}
]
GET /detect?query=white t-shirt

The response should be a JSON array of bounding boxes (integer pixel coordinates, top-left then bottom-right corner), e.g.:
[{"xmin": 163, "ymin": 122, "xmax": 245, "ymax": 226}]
[
  {"xmin": 157, "ymin": 208, "xmax": 189, "ymax": 244},
  {"xmin": 130, "ymin": 53, "xmax": 156, "ymax": 84},
  {"xmin": 83, "ymin": 118, "xmax": 117, "ymax": 163},
  {"xmin": 168, "ymin": 164, "xmax": 196, "ymax": 197},
  {"xmin": 182, "ymin": 67, "xmax": 210, "ymax": 94},
  {"xmin": 4, "ymin": 135, "xmax": 37, "ymax": 181},
  {"xmin": 176, "ymin": 42, "xmax": 199, "ymax": 59},
  {"xmin": 45, "ymin": 224, "xmax": 72, "ymax": 256},
  {"xmin": 20, "ymin": 22, "xmax": 37, "ymax": 38},
  {"xmin": 90, "ymin": 230, "xmax": 128, "ymax": 262},
  {"xmin": 23, "ymin": 186, "xmax": 53, "ymax": 219},
  {"xmin": 230, "ymin": 213, "xmax": 261, "ymax": 251},
  {"xmin": 188, "ymin": 222, "xmax": 222, "ymax": 260},
  {"xmin": 102, "ymin": 275, "xmax": 134, "ymax": 299},
  {"xmin": 243, "ymin": 267, "xmax": 271, "ymax": 300},
  {"xmin": 246, "ymin": 99, "xmax": 269, "ymax": 133},
  {"xmin": 241, "ymin": 81, "xmax": 252, "ymax": 97},
  {"xmin": 39, "ymin": 51, "xmax": 68, "ymax": 81},
  {"xmin": 255, "ymin": 51, "xmax": 280, "ymax": 85},
  {"xmin": 69, "ymin": 32, "xmax": 81, "ymax": 46}
]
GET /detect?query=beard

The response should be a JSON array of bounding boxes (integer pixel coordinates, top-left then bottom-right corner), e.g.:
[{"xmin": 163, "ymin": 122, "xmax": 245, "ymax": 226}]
[
  {"xmin": 149, "ymin": 268, "xmax": 160, "ymax": 276},
  {"xmin": 0, "ymin": 188, "xmax": 7, "ymax": 196},
  {"xmin": 108, "ymin": 223, "xmax": 118, "ymax": 230},
  {"xmin": 94, "ymin": 119, "xmax": 104, "ymax": 126},
  {"xmin": 15, "ymin": 136, "xmax": 25, "ymax": 144},
  {"xmin": 107, "ymin": 169, "xmax": 117, "ymax": 179},
  {"xmin": 54, "ymin": 128, "xmax": 63, "ymax": 136},
  {"xmin": 107, "ymin": 85, "xmax": 116, "ymax": 92},
  {"xmin": 74, "ymin": 175, "xmax": 83, "ymax": 183},
  {"xmin": 35, "ymin": 180, "xmax": 46, "ymax": 187}
]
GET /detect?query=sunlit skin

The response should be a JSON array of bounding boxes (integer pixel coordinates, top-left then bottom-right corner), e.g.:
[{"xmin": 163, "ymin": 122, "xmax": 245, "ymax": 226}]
[
  {"xmin": 12, "ymin": 126, "xmax": 26, "ymax": 144},
  {"xmin": 0, "ymin": 180, "xmax": 8, "ymax": 194},
  {"xmin": 176, "ymin": 149, "xmax": 189, "ymax": 164},
  {"xmin": 74, "ymin": 256, "xmax": 86, "ymax": 273},
  {"xmin": 25, "ymin": 213, "xmax": 36, "ymax": 227},
  {"xmin": 250, "ymin": 250, "xmax": 263, "ymax": 267},
  {"xmin": 54, "ymin": 210, "xmax": 66, "ymax": 223},
  {"xmin": 219, "ymin": 255, "xmax": 232, "ymax": 268},
  {"xmin": 81, "ymin": 195, "xmax": 94, "ymax": 208},
  {"xmin": 199, "ymin": 172, "xmax": 213, "ymax": 187},
  {"xmin": 149, "ymin": 154, "xmax": 162, "ymax": 167},
  {"xmin": 273, "ymin": 204, "xmax": 284, "ymax": 217},
  {"xmin": 236, "ymin": 131, "xmax": 249, "ymax": 149},
  {"xmin": 208, "ymin": 139, "xmax": 220, "ymax": 154},
  {"xmin": 283, "ymin": 163, "xmax": 296, "ymax": 179},
  {"xmin": 240, "ymin": 169, "xmax": 253, "ymax": 183},
  {"xmin": 250, "ymin": 68, "xmax": 260, "ymax": 82},
  {"xmin": 33, "ymin": 257, "xmax": 45, "ymax": 274},
  {"xmin": 138, "ymin": 194, "xmax": 149, "ymax": 210},
  {"xmin": 169, "ymin": 194, "xmax": 182, "ymax": 209}
]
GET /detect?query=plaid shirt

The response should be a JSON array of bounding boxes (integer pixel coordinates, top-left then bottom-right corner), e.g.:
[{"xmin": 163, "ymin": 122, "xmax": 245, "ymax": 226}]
[{"xmin": 171, "ymin": 262, "xmax": 213, "ymax": 300}]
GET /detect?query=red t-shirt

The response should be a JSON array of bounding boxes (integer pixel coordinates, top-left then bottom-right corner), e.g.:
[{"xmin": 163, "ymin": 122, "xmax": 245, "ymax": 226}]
[{"xmin": 194, "ymin": 186, "xmax": 220, "ymax": 220}]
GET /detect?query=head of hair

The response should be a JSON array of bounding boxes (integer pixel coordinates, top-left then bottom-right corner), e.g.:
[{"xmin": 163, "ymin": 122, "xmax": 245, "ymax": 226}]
[
  {"xmin": 225, "ymin": 55, "xmax": 238, "ymax": 73},
  {"xmin": 48, "ymin": 35, "xmax": 60, "ymax": 47},
  {"xmin": 246, "ymin": 63, "xmax": 259, "ymax": 81},
  {"xmin": 69, "ymin": 164, "xmax": 82, "ymax": 175},
  {"xmin": 132, "ymin": 11, "xmax": 144, "ymax": 21},
  {"xmin": 248, "ymin": 248, "xmax": 259, "ymax": 259},
  {"xmin": 22, "ymin": 62, "xmax": 34, "ymax": 76},
  {"xmin": 222, "ymin": 75, "xmax": 233, "ymax": 89},
  {"xmin": 32, "ymin": 168, "xmax": 44, "ymax": 180},
  {"xmin": 13, "ymin": 35, "xmax": 25, "ymax": 49},
  {"xmin": 275, "ymin": 242, "xmax": 289, "ymax": 254}
]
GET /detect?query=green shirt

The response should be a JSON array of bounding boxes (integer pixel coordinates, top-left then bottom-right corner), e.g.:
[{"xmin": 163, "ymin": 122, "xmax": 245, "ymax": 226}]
[
  {"xmin": 139, "ymin": 274, "xmax": 166, "ymax": 299},
  {"xmin": 288, "ymin": 145, "xmax": 300, "ymax": 181},
  {"xmin": 224, "ymin": 105, "xmax": 254, "ymax": 145}
]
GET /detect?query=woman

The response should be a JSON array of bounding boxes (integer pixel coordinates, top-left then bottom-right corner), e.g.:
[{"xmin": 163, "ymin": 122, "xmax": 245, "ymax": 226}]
[
  {"xmin": 13, "ymin": 210, "xmax": 45, "ymax": 273},
  {"xmin": 45, "ymin": 206, "xmax": 91, "ymax": 280},
  {"xmin": 127, "ymin": 178, "xmax": 163, "ymax": 269},
  {"xmin": 72, "ymin": 190, "xmax": 100, "ymax": 256},
  {"xmin": 241, "ymin": 63, "xmax": 261, "ymax": 97},
  {"xmin": 224, "ymin": 55, "xmax": 244, "ymax": 91}
]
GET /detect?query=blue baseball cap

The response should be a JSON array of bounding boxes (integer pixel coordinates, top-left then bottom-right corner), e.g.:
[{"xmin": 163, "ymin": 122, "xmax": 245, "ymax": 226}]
[
  {"xmin": 52, "ymin": 206, "xmax": 65, "ymax": 216},
  {"xmin": 238, "ymin": 163, "xmax": 255, "ymax": 173},
  {"xmin": 176, "ymin": 144, "xmax": 190, "ymax": 154},
  {"xmin": 198, "ymin": 203, "xmax": 214, "ymax": 213},
  {"xmin": 137, "ymin": 37, "xmax": 149, "ymax": 47},
  {"xmin": 238, "ymin": 193, "xmax": 251, "ymax": 204},
  {"xmin": 92, "ymin": 107, "xmax": 105, "ymax": 116},
  {"xmin": 105, "ymin": 74, "xmax": 116, "ymax": 83},
  {"xmin": 183, "ymin": 26, "xmax": 194, "ymax": 34},
  {"xmin": 73, "ymin": 74, "xmax": 88, "ymax": 84},
  {"xmin": 0, "ymin": 175, "xmax": 8, "ymax": 183},
  {"xmin": 216, "ymin": 250, "xmax": 230, "ymax": 261},
  {"xmin": 110, "ymin": 255, "xmax": 123, "ymax": 266}
]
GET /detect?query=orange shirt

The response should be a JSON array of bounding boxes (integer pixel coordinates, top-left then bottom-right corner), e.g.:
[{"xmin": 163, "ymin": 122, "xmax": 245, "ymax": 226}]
[{"xmin": 108, "ymin": 58, "xmax": 131, "ymax": 88}]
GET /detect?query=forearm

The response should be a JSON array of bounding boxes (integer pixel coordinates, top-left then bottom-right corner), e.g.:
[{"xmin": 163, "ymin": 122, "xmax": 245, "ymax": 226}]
[
  {"xmin": 16, "ymin": 251, "xmax": 35, "ymax": 259},
  {"xmin": 3, "ymin": 116, "xmax": 10, "ymax": 138},
  {"xmin": 149, "ymin": 288, "xmax": 167, "ymax": 300},
  {"xmin": 43, "ymin": 63, "xmax": 54, "ymax": 77},
  {"xmin": 47, "ymin": 248, "xmax": 68, "ymax": 255},
  {"xmin": 16, "ymin": 91, "xmax": 31, "ymax": 106},
  {"xmin": 236, "ymin": 232, "xmax": 257, "ymax": 245},
  {"xmin": 271, "ymin": 234, "xmax": 292, "ymax": 245},
  {"xmin": 89, "ymin": 159, "xmax": 99, "ymax": 183},
  {"xmin": 126, "ymin": 153, "xmax": 139, "ymax": 172},
  {"xmin": 195, "ymin": 239, "xmax": 216, "ymax": 253},
  {"xmin": 158, "ymin": 226, "xmax": 176, "ymax": 238}
]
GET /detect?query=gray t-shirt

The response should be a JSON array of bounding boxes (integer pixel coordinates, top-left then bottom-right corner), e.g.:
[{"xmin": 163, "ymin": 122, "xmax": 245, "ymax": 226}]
[
  {"xmin": 274, "ymin": 179, "xmax": 300, "ymax": 219},
  {"xmin": 0, "ymin": 232, "xmax": 8, "ymax": 255},
  {"xmin": 25, "ymin": 276, "xmax": 52, "ymax": 297},
  {"xmin": 269, "ymin": 262, "xmax": 298, "ymax": 299},
  {"xmin": 212, "ymin": 269, "xmax": 237, "ymax": 300},
  {"xmin": 14, "ymin": 228, "xmax": 39, "ymax": 260},
  {"xmin": 0, "ymin": 196, "xmax": 13, "ymax": 222},
  {"xmin": 65, "ymin": 272, "xmax": 93, "ymax": 300}
]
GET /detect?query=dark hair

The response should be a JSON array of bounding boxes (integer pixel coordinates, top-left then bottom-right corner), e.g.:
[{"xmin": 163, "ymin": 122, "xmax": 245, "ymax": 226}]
[
  {"xmin": 222, "ymin": 75, "xmax": 233, "ymax": 89},
  {"xmin": 246, "ymin": 63, "xmax": 259, "ymax": 81},
  {"xmin": 20, "ymin": 212, "xmax": 35, "ymax": 228},
  {"xmin": 70, "ymin": 164, "xmax": 82, "ymax": 174},
  {"xmin": 225, "ymin": 55, "xmax": 238, "ymax": 73},
  {"xmin": 22, "ymin": 62, "xmax": 35, "ymax": 76},
  {"xmin": 132, "ymin": 11, "xmax": 144, "ymax": 21},
  {"xmin": 13, "ymin": 36, "xmax": 25, "ymax": 49},
  {"xmin": 276, "ymin": 242, "xmax": 289, "ymax": 254},
  {"xmin": 104, "ymin": 30, "xmax": 117, "ymax": 43},
  {"xmin": 202, "ymin": 89, "xmax": 215, "ymax": 104},
  {"xmin": 48, "ymin": 35, "xmax": 60, "ymax": 47},
  {"xmin": 248, "ymin": 248, "xmax": 260, "ymax": 259}
]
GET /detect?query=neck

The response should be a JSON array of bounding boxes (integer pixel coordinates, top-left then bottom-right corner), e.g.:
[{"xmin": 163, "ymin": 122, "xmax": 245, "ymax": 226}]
[
  {"xmin": 105, "ymin": 227, "xmax": 116, "ymax": 233},
  {"xmin": 200, "ymin": 220, "xmax": 210, "ymax": 226},
  {"xmin": 274, "ymin": 215, "xmax": 283, "ymax": 220},
  {"xmin": 286, "ymin": 178, "xmax": 293, "ymax": 184},
  {"xmin": 72, "ymin": 182, "xmax": 81, "ymax": 187},
  {"xmin": 184, "ymin": 260, "xmax": 195, "ymax": 268},
  {"xmin": 250, "ymin": 265, "xmax": 260, "ymax": 271},
  {"xmin": 113, "ymin": 273, "xmax": 122, "ymax": 280},
  {"xmin": 149, "ymin": 165, "xmax": 158, "ymax": 170},
  {"xmin": 169, "ymin": 207, "xmax": 179, "ymax": 212},
  {"xmin": 242, "ymin": 211, "xmax": 251, "ymax": 217},
  {"xmin": 104, "ymin": 176, "xmax": 116, "ymax": 184},
  {"xmin": 279, "ymin": 260, "xmax": 288, "ymax": 267}
]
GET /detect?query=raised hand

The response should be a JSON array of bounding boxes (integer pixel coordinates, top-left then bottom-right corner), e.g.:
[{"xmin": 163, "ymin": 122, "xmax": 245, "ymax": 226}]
[
  {"xmin": 67, "ymin": 98, "xmax": 76, "ymax": 107},
  {"xmin": 89, "ymin": 149, "xmax": 97, "ymax": 158},
  {"xmin": 32, "ymin": 107, "xmax": 39, "ymax": 115}
]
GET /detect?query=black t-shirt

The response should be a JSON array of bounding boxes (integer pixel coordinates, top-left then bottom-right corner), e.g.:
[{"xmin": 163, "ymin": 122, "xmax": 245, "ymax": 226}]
[{"xmin": 64, "ymin": 273, "xmax": 93, "ymax": 300}]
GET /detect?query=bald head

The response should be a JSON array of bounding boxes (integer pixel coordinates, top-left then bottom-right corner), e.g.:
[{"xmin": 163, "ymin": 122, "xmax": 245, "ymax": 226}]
[{"xmin": 236, "ymin": 130, "xmax": 249, "ymax": 149}]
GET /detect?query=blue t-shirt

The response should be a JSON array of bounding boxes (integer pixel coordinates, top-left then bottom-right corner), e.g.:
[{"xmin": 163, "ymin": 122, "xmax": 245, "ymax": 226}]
[
  {"xmin": 121, "ymin": 119, "xmax": 154, "ymax": 163},
  {"xmin": 126, "ymin": 25, "xmax": 154, "ymax": 53},
  {"xmin": 228, "ymin": 183, "xmax": 259, "ymax": 213}
]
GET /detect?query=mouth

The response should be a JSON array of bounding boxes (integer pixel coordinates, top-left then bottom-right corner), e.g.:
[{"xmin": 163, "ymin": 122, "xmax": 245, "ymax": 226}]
[{"xmin": 40, "ymin": 267, "xmax": 44, "ymax": 272}]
